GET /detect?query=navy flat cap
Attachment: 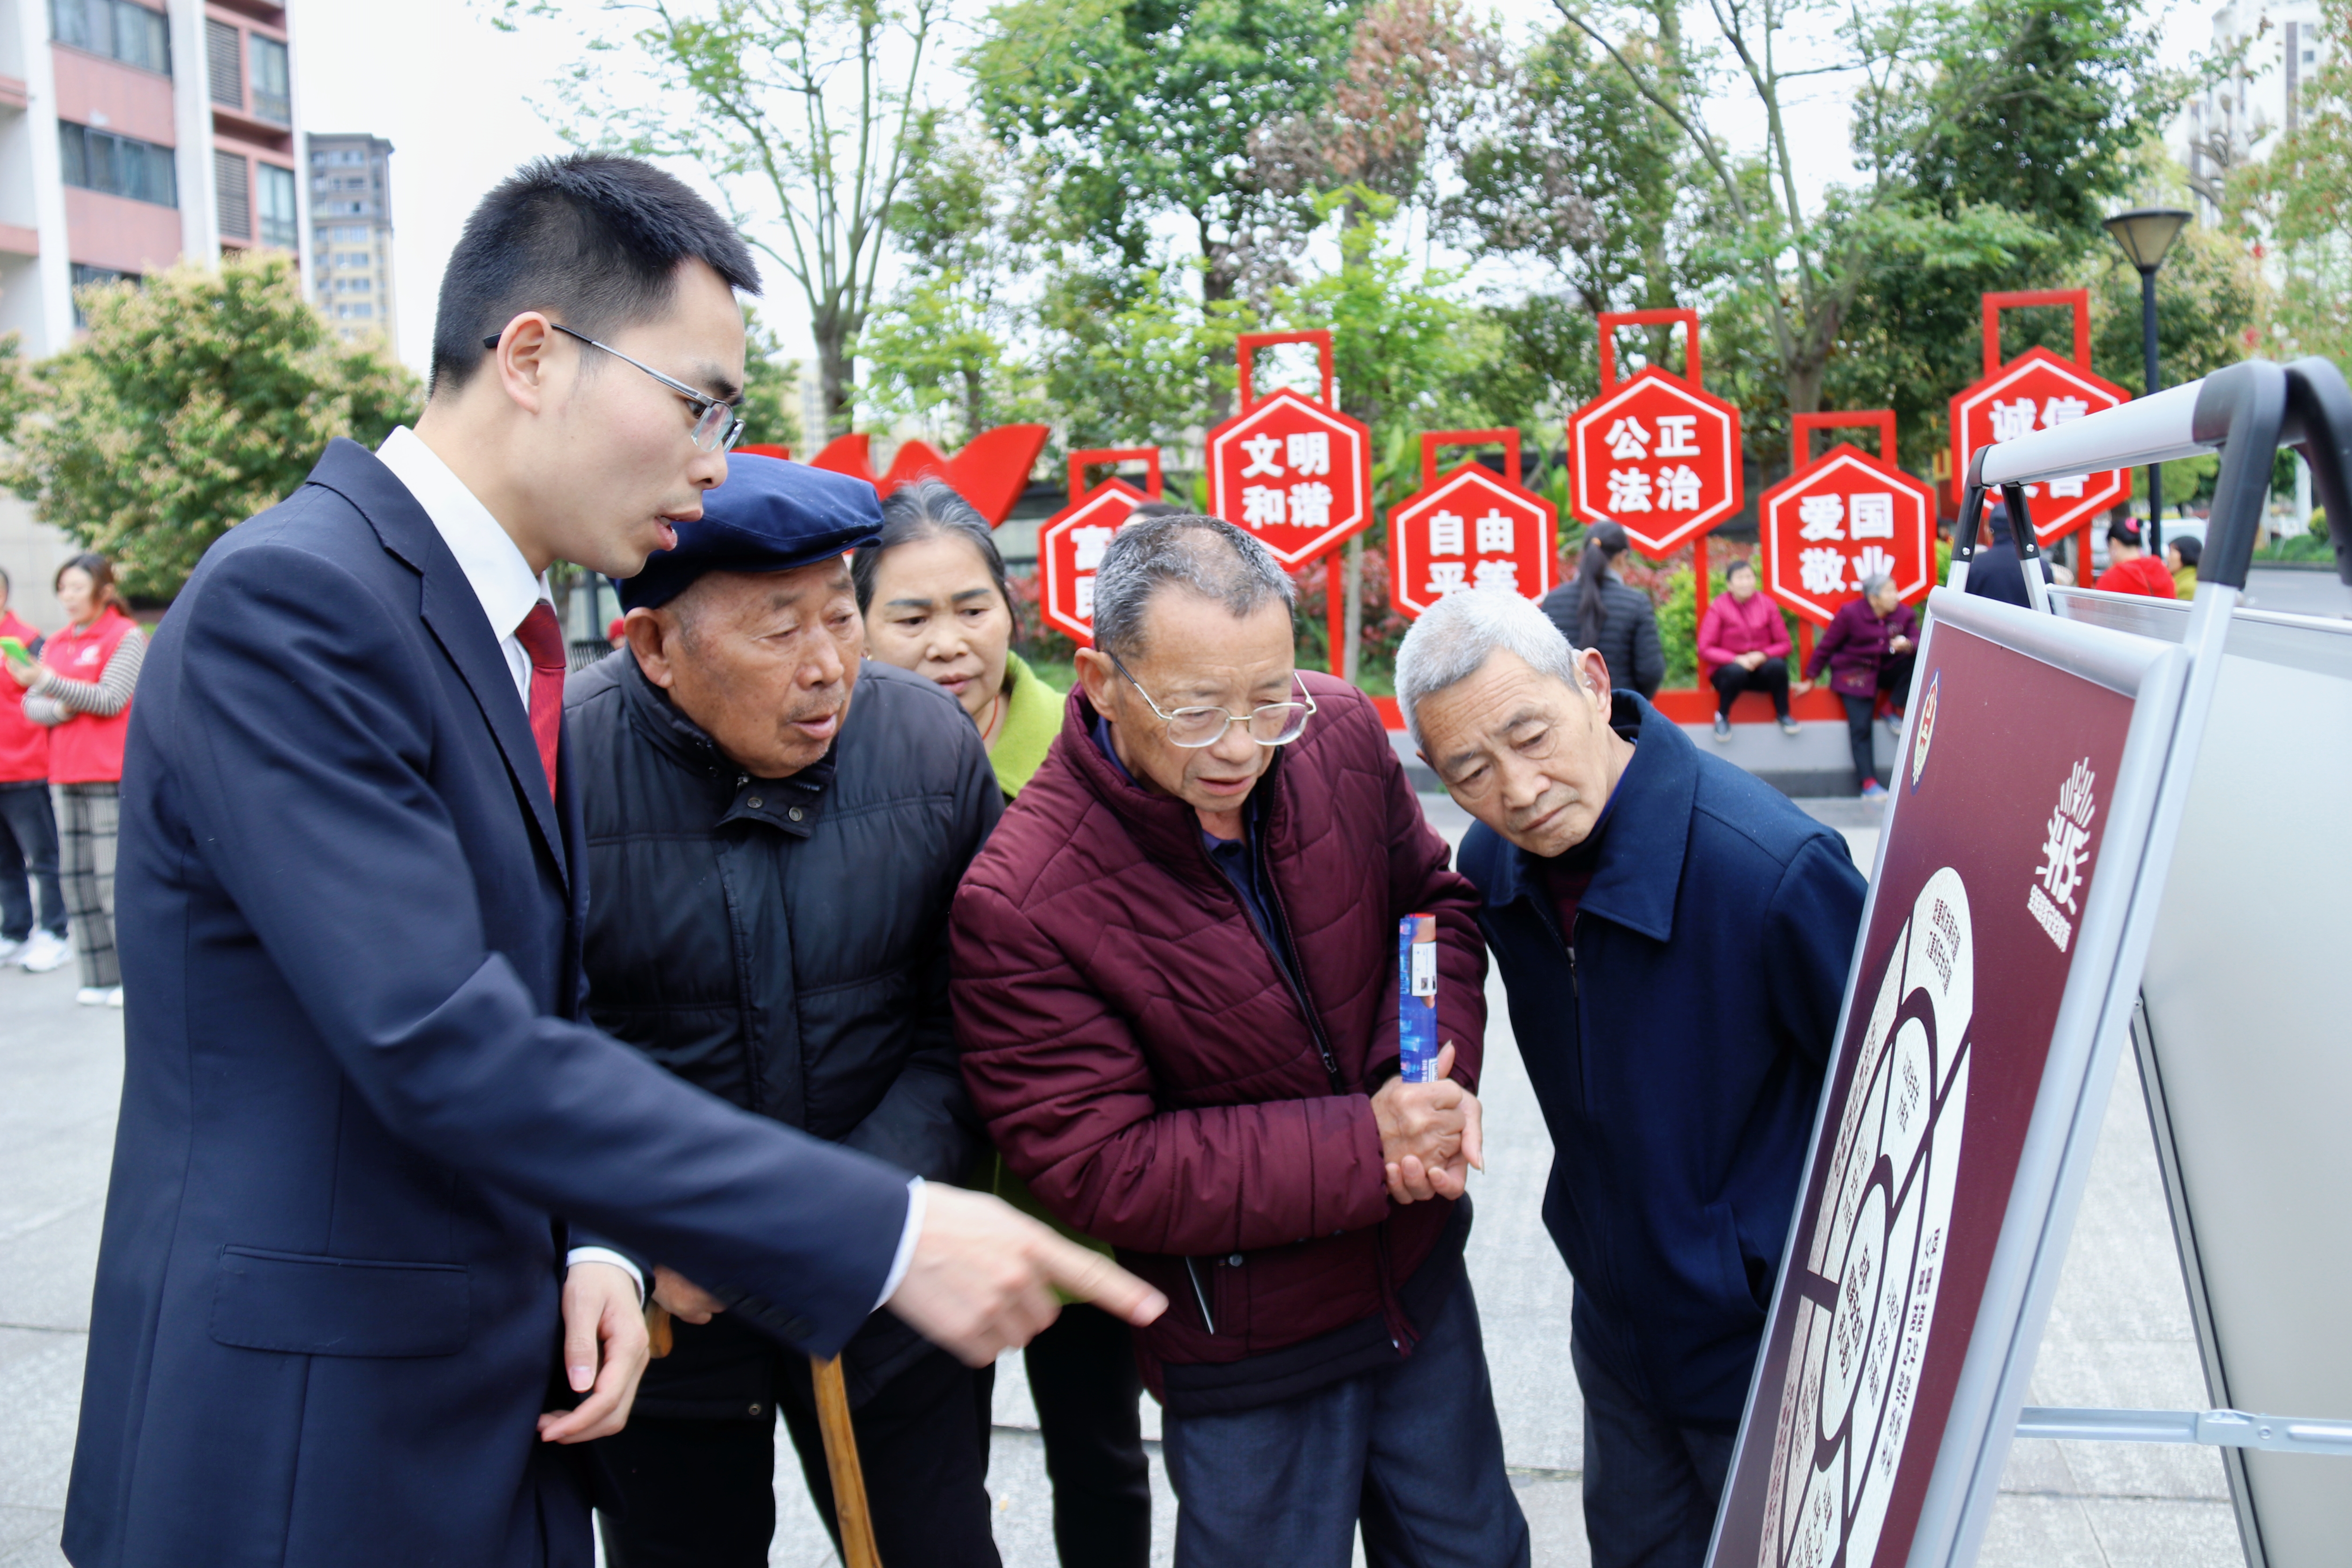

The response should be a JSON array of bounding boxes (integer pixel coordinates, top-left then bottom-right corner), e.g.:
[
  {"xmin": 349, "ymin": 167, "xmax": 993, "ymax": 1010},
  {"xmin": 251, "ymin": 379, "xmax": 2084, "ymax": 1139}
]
[{"xmin": 620, "ymin": 454, "xmax": 884, "ymax": 610}]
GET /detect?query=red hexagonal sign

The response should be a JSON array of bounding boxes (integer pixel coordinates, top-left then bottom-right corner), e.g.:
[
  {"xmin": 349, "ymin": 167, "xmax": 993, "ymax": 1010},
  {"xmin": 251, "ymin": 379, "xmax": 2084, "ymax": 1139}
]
[
  {"xmin": 1949, "ymin": 347, "xmax": 2132, "ymax": 544},
  {"xmin": 1206, "ymin": 332, "xmax": 1374, "ymax": 569},
  {"xmin": 1389, "ymin": 429, "xmax": 1558, "ymax": 617},
  {"xmin": 1758, "ymin": 443, "xmax": 1939, "ymax": 626},
  {"xmin": 1569, "ymin": 366, "xmax": 1744, "ymax": 559},
  {"xmin": 1037, "ymin": 447, "xmax": 1161, "ymax": 645}
]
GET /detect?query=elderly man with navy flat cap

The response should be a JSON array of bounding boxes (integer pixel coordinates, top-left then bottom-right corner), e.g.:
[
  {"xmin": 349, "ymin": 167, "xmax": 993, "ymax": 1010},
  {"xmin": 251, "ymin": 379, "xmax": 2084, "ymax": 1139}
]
[{"xmin": 565, "ymin": 453, "xmax": 1009, "ymax": 1568}]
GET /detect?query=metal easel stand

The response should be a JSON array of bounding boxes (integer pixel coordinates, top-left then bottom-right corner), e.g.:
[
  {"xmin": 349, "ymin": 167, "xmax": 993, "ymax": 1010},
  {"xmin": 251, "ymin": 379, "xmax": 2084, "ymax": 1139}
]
[
  {"xmin": 1952, "ymin": 355, "xmax": 2352, "ymax": 1528},
  {"xmin": 2016, "ymin": 1407, "xmax": 2352, "ymax": 1457}
]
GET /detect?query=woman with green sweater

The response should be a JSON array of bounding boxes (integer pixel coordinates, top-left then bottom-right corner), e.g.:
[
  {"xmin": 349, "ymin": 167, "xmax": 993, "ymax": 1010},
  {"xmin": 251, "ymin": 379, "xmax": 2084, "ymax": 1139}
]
[
  {"xmin": 856, "ymin": 478, "xmax": 1063, "ymax": 797},
  {"xmin": 854, "ymin": 477, "xmax": 1149, "ymax": 1567}
]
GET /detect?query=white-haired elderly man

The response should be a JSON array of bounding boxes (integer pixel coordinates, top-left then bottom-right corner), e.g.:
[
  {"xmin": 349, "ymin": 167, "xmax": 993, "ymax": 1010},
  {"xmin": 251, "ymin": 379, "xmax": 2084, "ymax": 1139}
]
[{"xmin": 1395, "ymin": 589, "xmax": 1867, "ymax": 1568}]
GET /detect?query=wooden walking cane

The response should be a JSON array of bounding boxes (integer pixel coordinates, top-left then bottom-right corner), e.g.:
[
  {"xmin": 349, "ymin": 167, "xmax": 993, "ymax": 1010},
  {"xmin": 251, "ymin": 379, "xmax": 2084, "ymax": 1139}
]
[
  {"xmin": 643, "ymin": 1309, "xmax": 881, "ymax": 1564},
  {"xmin": 812, "ymin": 1354, "xmax": 885, "ymax": 1568}
]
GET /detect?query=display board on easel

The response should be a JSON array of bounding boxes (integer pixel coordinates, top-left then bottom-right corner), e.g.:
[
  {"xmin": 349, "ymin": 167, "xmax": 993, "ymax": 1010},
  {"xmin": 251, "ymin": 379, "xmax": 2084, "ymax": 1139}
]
[
  {"xmin": 1707, "ymin": 358, "xmax": 2330, "ymax": 1568},
  {"xmin": 2031, "ymin": 359, "xmax": 2352, "ymax": 1568}
]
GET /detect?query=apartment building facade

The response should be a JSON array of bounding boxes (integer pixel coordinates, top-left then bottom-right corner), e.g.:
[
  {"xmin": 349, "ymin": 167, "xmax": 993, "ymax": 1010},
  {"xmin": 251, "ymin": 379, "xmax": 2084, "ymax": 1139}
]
[
  {"xmin": 2186, "ymin": 0, "xmax": 2330, "ymax": 217},
  {"xmin": 308, "ymin": 130, "xmax": 392, "ymax": 347},
  {"xmin": 0, "ymin": 0, "xmax": 307, "ymax": 623}
]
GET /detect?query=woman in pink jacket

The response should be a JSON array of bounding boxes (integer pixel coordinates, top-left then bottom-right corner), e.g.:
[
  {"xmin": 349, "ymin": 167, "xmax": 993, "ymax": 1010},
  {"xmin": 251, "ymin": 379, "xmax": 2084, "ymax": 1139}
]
[{"xmin": 1696, "ymin": 558, "xmax": 1798, "ymax": 740}]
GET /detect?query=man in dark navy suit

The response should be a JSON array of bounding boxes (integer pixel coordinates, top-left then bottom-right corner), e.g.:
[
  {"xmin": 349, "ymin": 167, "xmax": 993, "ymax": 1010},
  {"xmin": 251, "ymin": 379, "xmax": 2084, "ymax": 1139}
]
[{"xmin": 64, "ymin": 155, "xmax": 1161, "ymax": 1568}]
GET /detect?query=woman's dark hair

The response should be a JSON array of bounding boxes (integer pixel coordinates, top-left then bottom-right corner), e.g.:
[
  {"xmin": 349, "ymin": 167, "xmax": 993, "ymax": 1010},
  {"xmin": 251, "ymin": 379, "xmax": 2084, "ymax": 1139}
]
[
  {"xmin": 1725, "ymin": 557, "xmax": 1758, "ymax": 582},
  {"xmin": 852, "ymin": 478, "xmax": 1013, "ymax": 623},
  {"xmin": 2172, "ymin": 533, "xmax": 2202, "ymax": 566},
  {"xmin": 55, "ymin": 552, "xmax": 114, "ymax": 604},
  {"xmin": 1573, "ymin": 520, "xmax": 1630, "ymax": 648}
]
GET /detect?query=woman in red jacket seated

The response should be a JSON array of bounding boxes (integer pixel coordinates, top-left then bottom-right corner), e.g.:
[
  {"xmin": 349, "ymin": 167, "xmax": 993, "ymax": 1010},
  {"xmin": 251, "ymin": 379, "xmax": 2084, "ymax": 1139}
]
[
  {"xmin": 1696, "ymin": 558, "xmax": 1800, "ymax": 741},
  {"xmin": 1796, "ymin": 573, "xmax": 1916, "ymax": 800},
  {"xmin": 7, "ymin": 553, "xmax": 144, "ymax": 1005}
]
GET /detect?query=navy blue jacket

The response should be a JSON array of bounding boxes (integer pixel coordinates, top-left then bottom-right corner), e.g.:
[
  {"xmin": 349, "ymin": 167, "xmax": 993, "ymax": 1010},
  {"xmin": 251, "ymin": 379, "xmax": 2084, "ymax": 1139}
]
[
  {"xmin": 65, "ymin": 441, "xmax": 913, "ymax": 1568},
  {"xmin": 1459, "ymin": 693, "xmax": 1865, "ymax": 1429}
]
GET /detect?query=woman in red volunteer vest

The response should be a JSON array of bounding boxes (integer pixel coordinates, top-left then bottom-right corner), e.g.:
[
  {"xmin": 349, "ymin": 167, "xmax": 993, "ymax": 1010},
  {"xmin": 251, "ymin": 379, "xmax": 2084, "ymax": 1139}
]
[
  {"xmin": 0, "ymin": 564, "xmax": 71, "ymax": 974},
  {"xmin": 7, "ymin": 553, "xmax": 144, "ymax": 1005}
]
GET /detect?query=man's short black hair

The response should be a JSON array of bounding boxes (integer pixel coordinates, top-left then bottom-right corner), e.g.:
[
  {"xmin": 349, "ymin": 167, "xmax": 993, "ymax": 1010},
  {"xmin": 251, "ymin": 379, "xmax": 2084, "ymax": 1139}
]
[{"xmin": 430, "ymin": 154, "xmax": 761, "ymax": 397}]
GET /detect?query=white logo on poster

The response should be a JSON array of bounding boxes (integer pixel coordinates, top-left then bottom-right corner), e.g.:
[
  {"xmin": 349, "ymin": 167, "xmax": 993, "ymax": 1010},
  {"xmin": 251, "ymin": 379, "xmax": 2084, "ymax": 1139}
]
[
  {"xmin": 1908, "ymin": 669, "xmax": 1939, "ymax": 790},
  {"xmin": 2026, "ymin": 759, "xmax": 2098, "ymax": 953},
  {"xmin": 1758, "ymin": 869, "xmax": 1972, "ymax": 1568}
]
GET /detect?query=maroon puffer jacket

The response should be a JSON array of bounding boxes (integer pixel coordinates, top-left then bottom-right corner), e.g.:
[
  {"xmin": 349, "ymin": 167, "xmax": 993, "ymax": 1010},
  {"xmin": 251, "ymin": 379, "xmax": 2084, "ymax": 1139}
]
[{"xmin": 951, "ymin": 673, "xmax": 1486, "ymax": 1394}]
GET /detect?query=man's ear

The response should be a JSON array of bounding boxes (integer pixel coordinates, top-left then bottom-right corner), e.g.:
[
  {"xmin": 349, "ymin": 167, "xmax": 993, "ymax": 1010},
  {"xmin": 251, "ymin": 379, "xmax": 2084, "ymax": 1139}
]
[
  {"xmin": 489, "ymin": 312, "xmax": 558, "ymax": 417},
  {"xmin": 1074, "ymin": 647, "xmax": 1117, "ymax": 717},
  {"xmin": 625, "ymin": 607, "xmax": 679, "ymax": 689},
  {"xmin": 1575, "ymin": 646, "xmax": 1614, "ymax": 709}
]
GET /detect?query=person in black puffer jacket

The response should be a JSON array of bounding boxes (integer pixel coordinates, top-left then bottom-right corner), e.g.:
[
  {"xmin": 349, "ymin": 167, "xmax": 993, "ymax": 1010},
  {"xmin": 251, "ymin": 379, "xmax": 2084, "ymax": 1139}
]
[
  {"xmin": 566, "ymin": 456, "xmax": 1005, "ymax": 1568},
  {"xmin": 1540, "ymin": 520, "xmax": 1665, "ymax": 697}
]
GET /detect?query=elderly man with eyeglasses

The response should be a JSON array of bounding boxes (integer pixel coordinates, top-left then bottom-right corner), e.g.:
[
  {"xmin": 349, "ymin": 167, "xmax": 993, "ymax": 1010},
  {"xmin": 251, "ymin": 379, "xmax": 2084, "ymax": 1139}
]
[{"xmin": 951, "ymin": 515, "xmax": 1529, "ymax": 1568}]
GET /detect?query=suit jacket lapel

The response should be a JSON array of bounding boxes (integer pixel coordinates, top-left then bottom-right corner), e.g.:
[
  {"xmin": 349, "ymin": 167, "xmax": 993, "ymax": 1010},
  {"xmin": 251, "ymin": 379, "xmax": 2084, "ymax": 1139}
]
[{"xmin": 305, "ymin": 439, "xmax": 570, "ymax": 889}]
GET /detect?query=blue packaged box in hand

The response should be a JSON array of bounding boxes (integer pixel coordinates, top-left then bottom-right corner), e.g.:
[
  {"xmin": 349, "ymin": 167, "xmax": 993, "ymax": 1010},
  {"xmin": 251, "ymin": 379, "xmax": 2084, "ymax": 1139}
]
[{"xmin": 1399, "ymin": 913, "xmax": 1439, "ymax": 1083}]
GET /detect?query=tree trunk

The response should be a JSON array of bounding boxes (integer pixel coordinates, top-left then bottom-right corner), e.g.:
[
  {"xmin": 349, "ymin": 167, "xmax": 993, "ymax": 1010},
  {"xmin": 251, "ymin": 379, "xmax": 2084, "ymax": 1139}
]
[
  {"xmin": 962, "ymin": 363, "xmax": 986, "ymax": 445},
  {"xmin": 1640, "ymin": 0, "xmax": 1687, "ymax": 367},
  {"xmin": 1200, "ymin": 213, "xmax": 1239, "ymax": 423},
  {"xmin": 1342, "ymin": 535, "xmax": 1364, "ymax": 683},
  {"xmin": 811, "ymin": 308, "xmax": 855, "ymax": 440}
]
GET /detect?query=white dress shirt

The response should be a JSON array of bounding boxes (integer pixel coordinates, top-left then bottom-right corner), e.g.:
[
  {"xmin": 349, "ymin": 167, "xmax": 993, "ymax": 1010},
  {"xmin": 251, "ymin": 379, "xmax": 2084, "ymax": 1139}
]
[
  {"xmin": 377, "ymin": 426, "xmax": 547, "ymax": 709},
  {"xmin": 371, "ymin": 427, "xmax": 925, "ymax": 1315}
]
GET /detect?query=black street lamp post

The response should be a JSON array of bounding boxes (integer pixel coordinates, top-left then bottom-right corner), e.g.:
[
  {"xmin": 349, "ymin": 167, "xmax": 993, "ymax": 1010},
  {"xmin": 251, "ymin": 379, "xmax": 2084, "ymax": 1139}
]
[{"xmin": 2103, "ymin": 208, "xmax": 2192, "ymax": 552}]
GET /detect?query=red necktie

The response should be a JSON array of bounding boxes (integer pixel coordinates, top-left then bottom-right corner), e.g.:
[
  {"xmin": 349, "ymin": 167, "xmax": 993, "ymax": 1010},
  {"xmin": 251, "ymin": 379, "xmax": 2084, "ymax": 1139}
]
[{"xmin": 515, "ymin": 601, "xmax": 566, "ymax": 799}]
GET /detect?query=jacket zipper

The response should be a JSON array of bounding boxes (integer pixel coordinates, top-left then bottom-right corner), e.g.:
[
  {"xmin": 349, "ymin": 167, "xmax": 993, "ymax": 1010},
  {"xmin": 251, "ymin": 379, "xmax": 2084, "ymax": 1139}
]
[
  {"xmin": 1241, "ymin": 832, "xmax": 1345, "ymax": 1094},
  {"xmin": 1184, "ymin": 1256, "xmax": 1218, "ymax": 1335}
]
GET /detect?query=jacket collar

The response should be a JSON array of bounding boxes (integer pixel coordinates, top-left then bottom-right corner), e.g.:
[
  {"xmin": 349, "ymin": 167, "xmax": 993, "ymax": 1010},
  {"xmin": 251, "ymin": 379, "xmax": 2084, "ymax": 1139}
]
[
  {"xmin": 302, "ymin": 439, "xmax": 569, "ymax": 883},
  {"xmin": 1053, "ymin": 682, "xmax": 1289, "ymax": 892},
  {"xmin": 616, "ymin": 650, "xmax": 834, "ymax": 838},
  {"xmin": 1488, "ymin": 691, "xmax": 1694, "ymax": 943}
]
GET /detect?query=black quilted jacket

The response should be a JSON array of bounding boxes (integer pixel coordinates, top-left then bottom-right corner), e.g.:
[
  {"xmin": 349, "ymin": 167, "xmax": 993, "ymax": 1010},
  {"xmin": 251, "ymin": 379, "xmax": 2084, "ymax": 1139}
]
[
  {"xmin": 564, "ymin": 652, "xmax": 1002, "ymax": 1414},
  {"xmin": 1541, "ymin": 567, "xmax": 1666, "ymax": 698}
]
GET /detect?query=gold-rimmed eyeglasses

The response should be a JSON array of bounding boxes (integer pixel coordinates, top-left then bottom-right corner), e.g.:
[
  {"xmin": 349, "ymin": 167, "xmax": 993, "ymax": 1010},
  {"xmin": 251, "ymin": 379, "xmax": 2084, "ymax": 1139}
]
[
  {"xmin": 483, "ymin": 324, "xmax": 746, "ymax": 453},
  {"xmin": 1108, "ymin": 654, "xmax": 1317, "ymax": 747}
]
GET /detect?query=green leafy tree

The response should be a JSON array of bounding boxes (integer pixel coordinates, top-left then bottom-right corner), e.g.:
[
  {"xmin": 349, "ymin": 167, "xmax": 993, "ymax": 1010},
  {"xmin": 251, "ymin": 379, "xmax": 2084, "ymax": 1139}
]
[
  {"xmin": 489, "ymin": 0, "xmax": 943, "ymax": 437},
  {"xmin": 0, "ymin": 256, "xmax": 420, "ymax": 601},
  {"xmin": 969, "ymin": 0, "xmax": 1360, "ymax": 404},
  {"xmin": 1442, "ymin": 23, "xmax": 1683, "ymax": 324},
  {"xmin": 2239, "ymin": 0, "xmax": 2352, "ymax": 364},
  {"xmin": 1034, "ymin": 262, "xmax": 1223, "ymax": 449},
  {"xmin": 860, "ymin": 119, "xmax": 1044, "ymax": 443},
  {"xmin": 1558, "ymin": 0, "xmax": 2174, "ymax": 420},
  {"xmin": 736, "ymin": 306, "xmax": 802, "ymax": 449},
  {"xmin": 1272, "ymin": 191, "xmax": 1489, "ymax": 676}
]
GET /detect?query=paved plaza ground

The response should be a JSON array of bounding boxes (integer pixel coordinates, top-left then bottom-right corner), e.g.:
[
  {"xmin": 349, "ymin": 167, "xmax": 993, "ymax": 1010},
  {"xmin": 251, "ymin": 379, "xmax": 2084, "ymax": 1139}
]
[{"xmin": 0, "ymin": 796, "xmax": 2248, "ymax": 1568}]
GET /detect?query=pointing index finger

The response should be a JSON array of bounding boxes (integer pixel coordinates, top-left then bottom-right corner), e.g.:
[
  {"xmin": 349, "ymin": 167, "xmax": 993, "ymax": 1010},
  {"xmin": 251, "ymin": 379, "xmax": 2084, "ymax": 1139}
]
[{"xmin": 1039, "ymin": 1233, "xmax": 1168, "ymax": 1327}]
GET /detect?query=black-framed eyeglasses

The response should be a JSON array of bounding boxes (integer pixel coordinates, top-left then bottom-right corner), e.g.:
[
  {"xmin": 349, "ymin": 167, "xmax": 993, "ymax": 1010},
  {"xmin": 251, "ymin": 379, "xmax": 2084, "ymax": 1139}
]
[
  {"xmin": 1108, "ymin": 654, "xmax": 1317, "ymax": 747},
  {"xmin": 481, "ymin": 323, "xmax": 745, "ymax": 453}
]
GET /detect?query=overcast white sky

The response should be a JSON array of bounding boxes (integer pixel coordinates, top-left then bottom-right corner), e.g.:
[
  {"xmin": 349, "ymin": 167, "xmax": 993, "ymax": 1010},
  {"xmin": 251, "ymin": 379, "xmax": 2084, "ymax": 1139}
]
[{"xmin": 289, "ymin": 0, "xmax": 2220, "ymax": 382}]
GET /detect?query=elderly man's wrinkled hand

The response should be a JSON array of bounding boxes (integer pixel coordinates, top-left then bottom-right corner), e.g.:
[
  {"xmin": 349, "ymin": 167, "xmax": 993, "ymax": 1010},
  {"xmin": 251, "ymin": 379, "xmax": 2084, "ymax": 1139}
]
[{"xmin": 1371, "ymin": 1042, "xmax": 1484, "ymax": 1204}]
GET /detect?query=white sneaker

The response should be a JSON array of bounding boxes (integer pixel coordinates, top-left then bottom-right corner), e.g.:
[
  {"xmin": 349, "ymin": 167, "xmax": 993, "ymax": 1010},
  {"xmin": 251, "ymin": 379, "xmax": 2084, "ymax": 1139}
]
[
  {"xmin": 106, "ymin": 986, "xmax": 124, "ymax": 1008},
  {"xmin": 76, "ymin": 986, "xmax": 108, "ymax": 1006},
  {"xmin": 0, "ymin": 937, "xmax": 20, "ymax": 965},
  {"xmin": 19, "ymin": 930, "xmax": 71, "ymax": 972}
]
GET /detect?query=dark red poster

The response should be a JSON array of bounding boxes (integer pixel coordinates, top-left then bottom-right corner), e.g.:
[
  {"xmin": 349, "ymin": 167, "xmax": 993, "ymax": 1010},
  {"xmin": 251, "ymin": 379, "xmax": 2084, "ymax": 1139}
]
[{"xmin": 1711, "ymin": 621, "xmax": 2136, "ymax": 1568}]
